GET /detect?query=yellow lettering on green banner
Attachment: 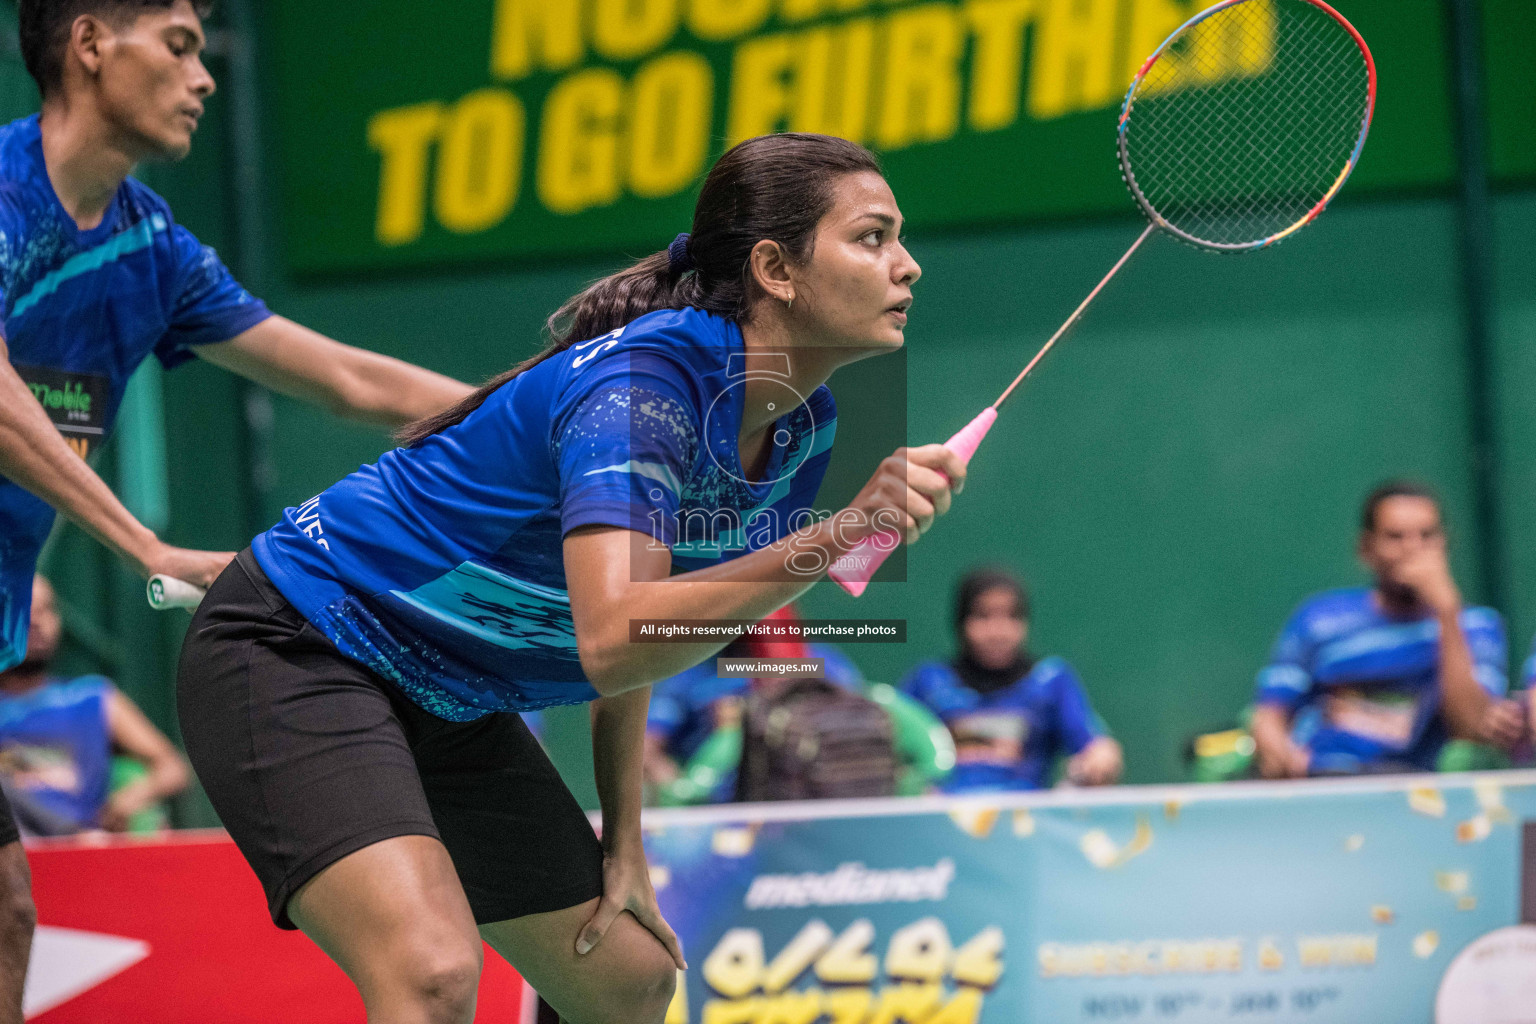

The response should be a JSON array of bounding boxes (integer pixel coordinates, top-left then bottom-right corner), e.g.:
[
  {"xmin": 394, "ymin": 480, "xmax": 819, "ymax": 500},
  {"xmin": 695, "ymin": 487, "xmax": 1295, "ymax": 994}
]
[
  {"xmin": 965, "ymin": 0, "xmax": 1037, "ymax": 131},
  {"xmin": 434, "ymin": 89, "xmax": 524, "ymax": 234},
  {"xmin": 593, "ymin": 0, "xmax": 681, "ymax": 60},
  {"xmin": 629, "ymin": 52, "xmax": 714, "ymax": 197},
  {"xmin": 538, "ymin": 69, "xmax": 625, "ymax": 215},
  {"xmin": 688, "ymin": 0, "xmax": 774, "ymax": 40},
  {"xmin": 727, "ymin": 33, "xmax": 796, "ymax": 143},
  {"xmin": 368, "ymin": 102, "xmax": 443, "ymax": 245},
  {"xmin": 491, "ymin": 0, "xmax": 583, "ymax": 80},
  {"xmin": 790, "ymin": 20, "xmax": 876, "ymax": 142},
  {"xmin": 876, "ymin": 4, "xmax": 965, "ymax": 150},
  {"xmin": 1028, "ymin": 0, "xmax": 1121, "ymax": 119}
]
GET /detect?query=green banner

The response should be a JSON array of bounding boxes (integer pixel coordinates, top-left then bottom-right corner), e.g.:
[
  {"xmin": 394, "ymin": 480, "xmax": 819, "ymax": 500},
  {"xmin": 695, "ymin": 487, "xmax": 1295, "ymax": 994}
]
[
  {"xmin": 268, "ymin": 0, "xmax": 1454, "ymax": 275},
  {"xmin": 1484, "ymin": 0, "xmax": 1536, "ymax": 183}
]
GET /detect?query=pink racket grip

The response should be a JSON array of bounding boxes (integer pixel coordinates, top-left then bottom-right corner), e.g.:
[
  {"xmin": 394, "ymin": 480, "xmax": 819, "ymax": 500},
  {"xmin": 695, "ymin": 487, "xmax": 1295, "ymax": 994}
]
[{"xmin": 828, "ymin": 407, "xmax": 997, "ymax": 597}]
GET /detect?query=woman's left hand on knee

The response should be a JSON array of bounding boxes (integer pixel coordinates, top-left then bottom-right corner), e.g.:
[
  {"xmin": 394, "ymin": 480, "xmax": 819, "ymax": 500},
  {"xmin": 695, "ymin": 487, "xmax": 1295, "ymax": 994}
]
[{"xmin": 575, "ymin": 847, "xmax": 686, "ymax": 970}]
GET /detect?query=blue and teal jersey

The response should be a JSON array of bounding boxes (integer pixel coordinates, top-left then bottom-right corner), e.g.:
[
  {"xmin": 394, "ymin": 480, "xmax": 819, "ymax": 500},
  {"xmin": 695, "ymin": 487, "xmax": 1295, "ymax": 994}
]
[
  {"xmin": 254, "ymin": 307, "xmax": 838, "ymax": 720},
  {"xmin": 0, "ymin": 114, "xmax": 272, "ymax": 671},
  {"xmin": 898, "ymin": 656, "xmax": 1105, "ymax": 792},
  {"xmin": 647, "ymin": 643, "xmax": 865, "ymax": 764},
  {"xmin": 0, "ymin": 676, "xmax": 114, "ymax": 828},
  {"xmin": 1255, "ymin": 587, "xmax": 1507, "ymax": 773}
]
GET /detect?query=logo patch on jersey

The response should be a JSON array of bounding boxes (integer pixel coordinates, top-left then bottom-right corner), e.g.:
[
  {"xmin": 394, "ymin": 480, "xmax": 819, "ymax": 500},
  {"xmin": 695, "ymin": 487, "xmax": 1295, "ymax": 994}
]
[{"xmin": 13, "ymin": 364, "xmax": 108, "ymax": 459}]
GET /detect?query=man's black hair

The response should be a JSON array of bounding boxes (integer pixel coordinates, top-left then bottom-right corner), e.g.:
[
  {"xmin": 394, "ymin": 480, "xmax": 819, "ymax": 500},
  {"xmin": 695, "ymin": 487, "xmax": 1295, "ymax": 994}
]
[
  {"xmin": 19, "ymin": 0, "xmax": 214, "ymax": 97},
  {"xmin": 1360, "ymin": 479, "xmax": 1442, "ymax": 533}
]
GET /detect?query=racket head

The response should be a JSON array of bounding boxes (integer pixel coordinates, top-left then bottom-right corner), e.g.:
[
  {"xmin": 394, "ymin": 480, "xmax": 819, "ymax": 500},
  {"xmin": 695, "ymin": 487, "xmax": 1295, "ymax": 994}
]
[{"xmin": 1118, "ymin": 0, "xmax": 1377, "ymax": 252}]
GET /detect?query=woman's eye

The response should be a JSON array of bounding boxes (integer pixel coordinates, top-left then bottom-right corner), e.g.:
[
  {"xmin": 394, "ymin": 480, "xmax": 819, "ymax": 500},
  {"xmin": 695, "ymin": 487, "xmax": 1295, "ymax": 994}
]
[{"xmin": 862, "ymin": 230, "xmax": 883, "ymax": 246}]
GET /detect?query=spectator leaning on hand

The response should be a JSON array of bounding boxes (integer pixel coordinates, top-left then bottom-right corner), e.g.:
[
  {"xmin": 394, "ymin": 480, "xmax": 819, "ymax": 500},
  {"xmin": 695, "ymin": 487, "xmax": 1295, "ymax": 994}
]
[
  {"xmin": 899, "ymin": 566, "xmax": 1122, "ymax": 792},
  {"xmin": 1252, "ymin": 481, "xmax": 1511, "ymax": 778}
]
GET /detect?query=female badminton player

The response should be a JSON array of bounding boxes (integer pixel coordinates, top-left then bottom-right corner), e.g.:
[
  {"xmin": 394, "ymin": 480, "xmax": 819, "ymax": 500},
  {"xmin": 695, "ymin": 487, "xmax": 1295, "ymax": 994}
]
[{"xmin": 176, "ymin": 133, "xmax": 964, "ymax": 1024}]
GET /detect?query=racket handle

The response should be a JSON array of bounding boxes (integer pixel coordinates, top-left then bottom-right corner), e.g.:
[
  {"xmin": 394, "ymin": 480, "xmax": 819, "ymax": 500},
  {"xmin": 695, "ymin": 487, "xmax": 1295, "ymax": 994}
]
[
  {"xmin": 829, "ymin": 408, "xmax": 998, "ymax": 597},
  {"xmin": 147, "ymin": 574, "xmax": 207, "ymax": 611}
]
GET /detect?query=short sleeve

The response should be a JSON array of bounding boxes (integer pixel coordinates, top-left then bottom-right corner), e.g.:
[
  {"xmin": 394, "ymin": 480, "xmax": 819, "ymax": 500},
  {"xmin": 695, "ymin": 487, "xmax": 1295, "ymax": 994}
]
[
  {"xmin": 553, "ymin": 350, "xmax": 702, "ymax": 543},
  {"xmin": 898, "ymin": 663, "xmax": 977, "ymax": 722},
  {"xmin": 1256, "ymin": 604, "xmax": 1317, "ymax": 711},
  {"xmin": 1039, "ymin": 659, "xmax": 1103, "ymax": 755},
  {"xmin": 156, "ymin": 224, "xmax": 272, "ymax": 368},
  {"xmin": 1462, "ymin": 607, "xmax": 1508, "ymax": 698}
]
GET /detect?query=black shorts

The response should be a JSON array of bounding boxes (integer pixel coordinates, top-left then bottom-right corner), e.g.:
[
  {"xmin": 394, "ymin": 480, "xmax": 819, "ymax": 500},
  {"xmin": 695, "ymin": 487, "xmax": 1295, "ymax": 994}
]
[
  {"xmin": 0, "ymin": 787, "xmax": 17, "ymax": 847},
  {"xmin": 177, "ymin": 550, "xmax": 604, "ymax": 929}
]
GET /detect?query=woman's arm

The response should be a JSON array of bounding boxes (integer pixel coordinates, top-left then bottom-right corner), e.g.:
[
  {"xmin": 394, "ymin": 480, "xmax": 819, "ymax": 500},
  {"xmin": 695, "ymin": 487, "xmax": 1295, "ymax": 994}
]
[
  {"xmin": 565, "ymin": 444, "xmax": 965, "ymax": 696},
  {"xmin": 575, "ymin": 686, "xmax": 687, "ymax": 968}
]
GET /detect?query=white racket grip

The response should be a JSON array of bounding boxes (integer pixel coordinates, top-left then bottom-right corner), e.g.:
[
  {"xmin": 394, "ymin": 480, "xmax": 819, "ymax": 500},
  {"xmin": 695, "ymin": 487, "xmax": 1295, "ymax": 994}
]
[
  {"xmin": 147, "ymin": 574, "xmax": 207, "ymax": 611},
  {"xmin": 829, "ymin": 407, "xmax": 998, "ymax": 597}
]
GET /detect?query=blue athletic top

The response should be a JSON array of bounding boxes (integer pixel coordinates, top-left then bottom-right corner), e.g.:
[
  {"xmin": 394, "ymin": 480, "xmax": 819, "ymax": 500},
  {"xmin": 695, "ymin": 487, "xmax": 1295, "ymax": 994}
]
[
  {"xmin": 0, "ymin": 675, "xmax": 114, "ymax": 828},
  {"xmin": 1255, "ymin": 587, "xmax": 1507, "ymax": 773},
  {"xmin": 255, "ymin": 307, "xmax": 838, "ymax": 720},
  {"xmin": 898, "ymin": 656, "xmax": 1106, "ymax": 792},
  {"xmin": 0, "ymin": 114, "xmax": 272, "ymax": 672}
]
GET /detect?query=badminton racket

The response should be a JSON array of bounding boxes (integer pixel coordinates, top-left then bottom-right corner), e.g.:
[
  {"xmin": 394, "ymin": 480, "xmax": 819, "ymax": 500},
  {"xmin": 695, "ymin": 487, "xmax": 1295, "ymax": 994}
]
[{"xmin": 831, "ymin": 0, "xmax": 1376, "ymax": 596}]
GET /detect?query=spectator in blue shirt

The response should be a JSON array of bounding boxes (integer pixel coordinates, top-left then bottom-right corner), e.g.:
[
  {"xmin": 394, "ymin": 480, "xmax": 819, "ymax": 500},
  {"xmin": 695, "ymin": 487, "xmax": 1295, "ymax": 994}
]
[
  {"xmin": 642, "ymin": 606, "xmax": 864, "ymax": 800},
  {"xmin": 1252, "ymin": 481, "xmax": 1523, "ymax": 777},
  {"xmin": 0, "ymin": 576, "xmax": 188, "ymax": 834},
  {"xmin": 900, "ymin": 566, "xmax": 1122, "ymax": 792}
]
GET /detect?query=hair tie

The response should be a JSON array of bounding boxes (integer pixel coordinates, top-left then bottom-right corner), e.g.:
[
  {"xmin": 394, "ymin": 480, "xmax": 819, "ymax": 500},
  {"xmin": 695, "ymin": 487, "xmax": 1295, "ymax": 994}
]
[{"xmin": 667, "ymin": 232, "xmax": 695, "ymax": 276}]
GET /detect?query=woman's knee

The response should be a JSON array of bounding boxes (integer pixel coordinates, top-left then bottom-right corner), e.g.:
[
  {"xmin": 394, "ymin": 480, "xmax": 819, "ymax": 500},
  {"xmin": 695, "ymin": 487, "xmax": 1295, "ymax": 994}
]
[
  {"xmin": 589, "ymin": 932, "xmax": 676, "ymax": 1024},
  {"xmin": 394, "ymin": 941, "xmax": 483, "ymax": 1022}
]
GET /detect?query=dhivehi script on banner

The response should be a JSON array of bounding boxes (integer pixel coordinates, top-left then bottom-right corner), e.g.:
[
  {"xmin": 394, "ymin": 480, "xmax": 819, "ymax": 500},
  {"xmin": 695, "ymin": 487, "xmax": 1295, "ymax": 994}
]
[{"xmin": 636, "ymin": 772, "xmax": 1536, "ymax": 1023}]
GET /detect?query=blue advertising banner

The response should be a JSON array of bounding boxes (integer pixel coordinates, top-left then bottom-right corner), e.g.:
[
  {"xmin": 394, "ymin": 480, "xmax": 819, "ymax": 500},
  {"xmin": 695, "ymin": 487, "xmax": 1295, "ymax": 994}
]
[{"xmin": 639, "ymin": 772, "xmax": 1536, "ymax": 1023}]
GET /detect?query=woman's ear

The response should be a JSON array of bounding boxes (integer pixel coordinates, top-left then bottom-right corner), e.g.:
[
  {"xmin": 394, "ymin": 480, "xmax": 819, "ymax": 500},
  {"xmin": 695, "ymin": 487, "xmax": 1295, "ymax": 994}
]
[{"xmin": 746, "ymin": 239, "xmax": 795, "ymax": 306}]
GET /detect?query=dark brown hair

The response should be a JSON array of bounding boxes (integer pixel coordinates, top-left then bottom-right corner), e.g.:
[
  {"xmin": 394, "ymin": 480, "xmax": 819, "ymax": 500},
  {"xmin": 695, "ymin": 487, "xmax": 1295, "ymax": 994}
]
[
  {"xmin": 954, "ymin": 565, "xmax": 1031, "ymax": 631},
  {"xmin": 20, "ymin": 0, "xmax": 214, "ymax": 96},
  {"xmin": 1360, "ymin": 479, "xmax": 1441, "ymax": 532},
  {"xmin": 398, "ymin": 133, "xmax": 882, "ymax": 447}
]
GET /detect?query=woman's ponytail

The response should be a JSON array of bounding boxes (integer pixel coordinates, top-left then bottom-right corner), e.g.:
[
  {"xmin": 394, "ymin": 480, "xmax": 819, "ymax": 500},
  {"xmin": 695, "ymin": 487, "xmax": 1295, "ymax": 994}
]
[{"xmin": 398, "ymin": 133, "xmax": 880, "ymax": 448}]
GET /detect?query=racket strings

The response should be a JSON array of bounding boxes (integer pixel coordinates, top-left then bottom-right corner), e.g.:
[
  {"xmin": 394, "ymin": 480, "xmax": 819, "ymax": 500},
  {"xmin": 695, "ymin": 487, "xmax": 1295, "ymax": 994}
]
[{"xmin": 1123, "ymin": 0, "xmax": 1371, "ymax": 248}]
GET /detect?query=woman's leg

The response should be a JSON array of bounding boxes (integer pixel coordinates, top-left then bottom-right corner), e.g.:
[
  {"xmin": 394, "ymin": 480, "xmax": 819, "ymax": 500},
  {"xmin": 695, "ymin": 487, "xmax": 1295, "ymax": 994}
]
[
  {"xmin": 287, "ymin": 835, "xmax": 484, "ymax": 1024},
  {"xmin": 481, "ymin": 901, "xmax": 677, "ymax": 1024}
]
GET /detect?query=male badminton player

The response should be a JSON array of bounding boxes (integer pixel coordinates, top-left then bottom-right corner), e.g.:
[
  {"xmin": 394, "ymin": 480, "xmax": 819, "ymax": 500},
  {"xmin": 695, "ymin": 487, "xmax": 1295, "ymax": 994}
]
[
  {"xmin": 177, "ymin": 132, "xmax": 963, "ymax": 1023},
  {"xmin": 0, "ymin": 2, "xmax": 470, "ymax": 1014}
]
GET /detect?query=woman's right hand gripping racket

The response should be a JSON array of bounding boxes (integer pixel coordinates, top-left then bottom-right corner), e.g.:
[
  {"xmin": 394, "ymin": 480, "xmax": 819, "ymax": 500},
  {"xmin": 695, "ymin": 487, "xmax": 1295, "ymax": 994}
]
[{"xmin": 830, "ymin": 0, "xmax": 1375, "ymax": 596}]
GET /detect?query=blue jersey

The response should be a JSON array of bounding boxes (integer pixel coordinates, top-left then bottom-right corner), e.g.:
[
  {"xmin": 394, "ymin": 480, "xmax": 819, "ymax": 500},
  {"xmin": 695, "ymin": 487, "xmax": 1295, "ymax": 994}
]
[
  {"xmin": 255, "ymin": 307, "xmax": 837, "ymax": 720},
  {"xmin": 0, "ymin": 676, "xmax": 113, "ymax": 828},
  {"xmin": 647, "ymin": 643, "xmax": 864, "ymax": 764},
  {"xmin": 899, "ymin": 656, "xmax": 1105, "ymax": 792},
  {"xmin": 0, "ymin": 115, "xmax": 272, "ymax": 671},
  {"xmin": 1255, "ymin": 587, "xmax": 1507, "ymax": 773}
]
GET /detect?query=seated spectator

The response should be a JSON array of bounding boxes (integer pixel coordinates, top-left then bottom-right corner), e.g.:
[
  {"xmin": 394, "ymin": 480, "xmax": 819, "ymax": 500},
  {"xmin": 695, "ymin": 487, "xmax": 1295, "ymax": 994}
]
[
  {"xmin": 643, "ymin": 606, "xmax": 865, "ymax": 803},
  {"xmin": 1252, "ymin": 481, "xmax": 1516, "ymax": 778},
  {"xmin": 0, "ymin": 576, "xmax": 189, "ymax": 833},
  {"xmin": 899, "ymin": 566, "xmax": 1122, "ymax": 792}
]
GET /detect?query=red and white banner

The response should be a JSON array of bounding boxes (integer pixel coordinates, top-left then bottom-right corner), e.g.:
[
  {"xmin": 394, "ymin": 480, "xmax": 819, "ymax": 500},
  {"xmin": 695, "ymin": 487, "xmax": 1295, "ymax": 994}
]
[{"xmin": 23, "ymin": 830, "xmax": 533, "ymax": 1023}]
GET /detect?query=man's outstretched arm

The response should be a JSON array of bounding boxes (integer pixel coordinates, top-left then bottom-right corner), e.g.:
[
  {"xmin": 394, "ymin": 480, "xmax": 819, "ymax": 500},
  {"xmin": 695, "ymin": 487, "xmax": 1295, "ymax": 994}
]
[
  {"xmin": 0, "ymin": 340, "xmax": 231, "ymax": 586},
  {"xmin": 196, "ymin": 316, "xmax": 474, "ymax": 428}
]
